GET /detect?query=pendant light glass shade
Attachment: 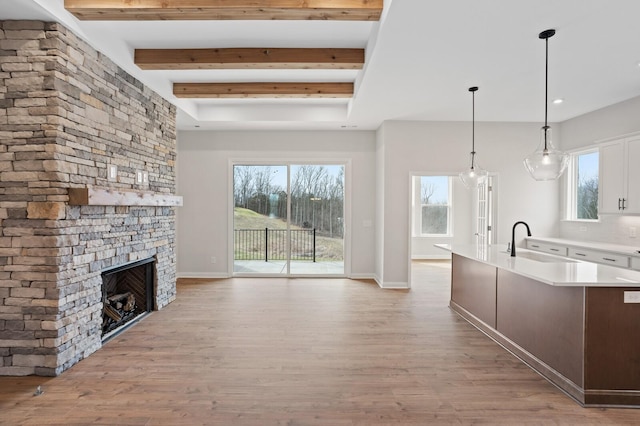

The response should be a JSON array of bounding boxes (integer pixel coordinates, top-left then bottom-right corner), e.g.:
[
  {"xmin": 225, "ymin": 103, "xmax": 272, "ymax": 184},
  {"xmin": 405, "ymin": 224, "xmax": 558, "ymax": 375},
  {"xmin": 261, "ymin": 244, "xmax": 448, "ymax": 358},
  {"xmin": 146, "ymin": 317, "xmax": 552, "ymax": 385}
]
[
  {"xmin": 523, "ymin": 125, "xmax": 569, "ymax": 180},
  {"xmin": 459, "ymin": 86, "xmax": 488, "ymax": 188},
  {"xmin": 459, "ymin": 152, "xmax": 488, "ymax": 188},
  {"xmin": 524, "ymin": 29, "xmax": 569, "ymax": 181}
]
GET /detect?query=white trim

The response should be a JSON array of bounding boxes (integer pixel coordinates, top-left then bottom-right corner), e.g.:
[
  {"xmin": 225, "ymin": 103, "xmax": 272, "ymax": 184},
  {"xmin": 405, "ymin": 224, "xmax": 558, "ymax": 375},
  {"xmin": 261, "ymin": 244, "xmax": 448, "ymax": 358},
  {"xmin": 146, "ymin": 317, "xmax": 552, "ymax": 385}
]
[
  {"xmin": 374, "ymin": 274, "xmax": 382, "ymax": 287},
  {"xmin": 228, "ymin": 159, "xmax": 350, "ymax": 277},
  {"xmin": 350, "ymin": 273, "xmax": 376, "ymax": 280},
  {"xmin": 177, "ymin": 272, "xmax": 230, "ymax": 279},
  {"xmin": 377, "ymin": 281, "xmax": 410, "ymax": 289}
]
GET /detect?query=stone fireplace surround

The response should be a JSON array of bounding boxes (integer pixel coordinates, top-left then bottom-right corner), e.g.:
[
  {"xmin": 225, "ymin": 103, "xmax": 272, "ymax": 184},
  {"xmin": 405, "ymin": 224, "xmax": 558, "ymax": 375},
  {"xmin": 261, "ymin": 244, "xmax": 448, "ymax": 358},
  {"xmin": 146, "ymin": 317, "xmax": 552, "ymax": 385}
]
[{"xmin": 0, "ymin": 20, "xmax": 179, "ymax": 376}]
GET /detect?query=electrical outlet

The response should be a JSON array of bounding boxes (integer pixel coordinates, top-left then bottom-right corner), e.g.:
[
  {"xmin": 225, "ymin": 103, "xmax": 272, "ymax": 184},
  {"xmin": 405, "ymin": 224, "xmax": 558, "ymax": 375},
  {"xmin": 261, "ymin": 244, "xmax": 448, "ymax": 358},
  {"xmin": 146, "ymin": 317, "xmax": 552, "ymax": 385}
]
[
  {"xmin": 142, "ymin": 171, "xmax": 149, "ymax": 184},
  {"xmin": 210, "ymin": 256, "xmax": 217, "ymax": 264},
  {"xmin": 107, "ymin": 164, "xmax": 118, "ymax": 181},
  {"xmin": 136, "ymin": 170, "xmax": 144, "ymax": 184},
  {"xmin": 630, "ymin": 227, "xmax": 637, "ymax": 238},
  {"xmin": 624, "ymin": 291, "xmax": 640, "ymax": 303}
]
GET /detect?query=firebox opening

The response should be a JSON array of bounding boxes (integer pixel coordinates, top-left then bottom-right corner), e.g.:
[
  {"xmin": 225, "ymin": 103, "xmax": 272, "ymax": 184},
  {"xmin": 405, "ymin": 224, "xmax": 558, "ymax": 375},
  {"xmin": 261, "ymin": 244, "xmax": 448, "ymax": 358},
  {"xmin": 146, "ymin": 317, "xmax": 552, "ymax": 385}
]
[{"xmin": 101, "ymin": 257, "xmax": 155, "ymax": 342}]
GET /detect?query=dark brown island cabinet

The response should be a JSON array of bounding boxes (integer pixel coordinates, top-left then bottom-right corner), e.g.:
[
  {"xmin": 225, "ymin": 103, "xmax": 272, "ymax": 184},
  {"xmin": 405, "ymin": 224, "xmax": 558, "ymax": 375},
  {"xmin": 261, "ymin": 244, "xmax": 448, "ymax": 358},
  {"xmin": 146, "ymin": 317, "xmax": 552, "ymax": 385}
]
[{"xmin": 449, "ymin": 251, "xmax": 640, "ymax": 407}]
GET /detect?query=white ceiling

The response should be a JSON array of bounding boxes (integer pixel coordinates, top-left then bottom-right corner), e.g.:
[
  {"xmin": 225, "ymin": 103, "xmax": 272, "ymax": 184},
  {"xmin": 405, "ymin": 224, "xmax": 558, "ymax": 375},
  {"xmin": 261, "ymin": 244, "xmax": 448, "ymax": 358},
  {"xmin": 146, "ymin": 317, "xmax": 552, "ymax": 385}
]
[{"xmin": 3, "ymin": 0, "xmax": 640, "ymax": 131}]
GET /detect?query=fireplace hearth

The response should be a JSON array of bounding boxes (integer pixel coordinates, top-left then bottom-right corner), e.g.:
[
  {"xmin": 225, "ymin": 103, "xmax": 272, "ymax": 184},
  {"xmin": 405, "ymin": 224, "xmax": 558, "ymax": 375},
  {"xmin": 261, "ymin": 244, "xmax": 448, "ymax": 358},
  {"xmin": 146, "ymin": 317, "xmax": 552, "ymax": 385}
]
[{"xmin": 101, "ymin": 258, "xmax": 155, "ymax": 341}]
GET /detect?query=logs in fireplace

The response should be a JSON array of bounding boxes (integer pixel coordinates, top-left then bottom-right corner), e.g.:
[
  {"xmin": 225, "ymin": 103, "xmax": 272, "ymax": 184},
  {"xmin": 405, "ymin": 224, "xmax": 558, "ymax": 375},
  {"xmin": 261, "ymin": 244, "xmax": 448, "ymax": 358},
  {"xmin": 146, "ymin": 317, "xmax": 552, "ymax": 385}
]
[{"xmin": 101, "ymin": 258, "xmax": 155, "ymax": 340}]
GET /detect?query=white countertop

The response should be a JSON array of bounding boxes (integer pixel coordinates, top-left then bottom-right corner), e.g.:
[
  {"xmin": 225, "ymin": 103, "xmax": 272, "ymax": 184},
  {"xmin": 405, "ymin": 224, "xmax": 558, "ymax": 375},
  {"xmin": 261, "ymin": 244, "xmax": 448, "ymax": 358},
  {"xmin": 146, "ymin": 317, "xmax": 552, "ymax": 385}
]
[{"xmin": 436, "ymin": 243, "xmax": 640, "ymax": 287}]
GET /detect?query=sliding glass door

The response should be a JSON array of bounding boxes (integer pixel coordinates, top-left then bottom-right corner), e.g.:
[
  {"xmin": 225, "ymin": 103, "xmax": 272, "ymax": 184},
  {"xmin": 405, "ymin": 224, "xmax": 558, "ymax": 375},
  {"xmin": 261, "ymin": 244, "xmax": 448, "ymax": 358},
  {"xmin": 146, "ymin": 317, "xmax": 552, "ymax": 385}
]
[{"xmin": 233, "ymin": 163, "xmax": 345, "ymax": 276}]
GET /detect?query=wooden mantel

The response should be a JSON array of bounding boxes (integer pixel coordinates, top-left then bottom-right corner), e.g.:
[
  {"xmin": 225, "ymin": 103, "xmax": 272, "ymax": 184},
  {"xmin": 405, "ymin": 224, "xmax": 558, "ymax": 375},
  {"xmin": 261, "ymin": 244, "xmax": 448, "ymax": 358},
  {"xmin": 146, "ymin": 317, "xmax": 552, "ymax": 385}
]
[{"xmin": 68, "ymin": 187, "xmax": 183, "ymax": 207}]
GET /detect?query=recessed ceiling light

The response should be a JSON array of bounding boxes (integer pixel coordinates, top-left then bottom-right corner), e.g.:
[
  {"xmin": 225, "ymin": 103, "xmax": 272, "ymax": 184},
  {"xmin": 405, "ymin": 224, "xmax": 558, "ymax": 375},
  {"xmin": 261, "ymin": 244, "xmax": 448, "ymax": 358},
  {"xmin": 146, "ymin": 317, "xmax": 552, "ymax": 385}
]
[{"xmin": 552, "ymin": 98, "xmax": 564, "ymax": 105}]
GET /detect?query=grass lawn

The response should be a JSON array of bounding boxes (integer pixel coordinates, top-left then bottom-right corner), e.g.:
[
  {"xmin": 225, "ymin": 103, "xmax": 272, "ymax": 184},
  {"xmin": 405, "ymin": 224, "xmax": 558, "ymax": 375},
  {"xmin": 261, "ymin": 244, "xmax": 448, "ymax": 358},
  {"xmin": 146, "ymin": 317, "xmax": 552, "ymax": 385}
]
[{"xmin": 234, "ymin": 207, "xmax": 344, "ymax": 261}]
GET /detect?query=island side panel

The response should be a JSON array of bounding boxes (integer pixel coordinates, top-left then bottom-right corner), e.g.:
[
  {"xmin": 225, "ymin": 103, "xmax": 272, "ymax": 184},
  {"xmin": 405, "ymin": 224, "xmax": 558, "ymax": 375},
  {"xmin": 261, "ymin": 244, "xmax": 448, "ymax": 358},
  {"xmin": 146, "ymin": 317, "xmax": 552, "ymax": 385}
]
[
  {"xmin": 584, "ymin": 287, "xmax": 640, "ymax": 402},
  {"xmin": 496, "ymin": 269, "xmax": 585, "ymax": 387},
  {"xmin": 451, "ymin": 254, "xmax": 497, "ymax": 328}
]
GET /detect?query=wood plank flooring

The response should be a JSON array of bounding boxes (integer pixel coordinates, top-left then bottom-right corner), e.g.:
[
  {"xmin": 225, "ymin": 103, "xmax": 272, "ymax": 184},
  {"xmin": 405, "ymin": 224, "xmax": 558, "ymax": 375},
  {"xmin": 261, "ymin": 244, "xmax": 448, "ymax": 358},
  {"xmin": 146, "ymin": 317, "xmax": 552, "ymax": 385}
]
[{"xmin": 1, "ymin": 261, "xmax": 638, "ymax": 425}]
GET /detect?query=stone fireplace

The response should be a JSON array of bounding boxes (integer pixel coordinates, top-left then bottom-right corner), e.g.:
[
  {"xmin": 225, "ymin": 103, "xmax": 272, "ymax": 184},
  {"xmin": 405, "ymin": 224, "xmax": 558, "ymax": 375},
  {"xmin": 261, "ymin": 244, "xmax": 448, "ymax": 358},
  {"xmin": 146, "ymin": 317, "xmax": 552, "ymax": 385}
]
[{"xmin": 0, "ymin": 21, "xmax": 180, "ymax": 376}]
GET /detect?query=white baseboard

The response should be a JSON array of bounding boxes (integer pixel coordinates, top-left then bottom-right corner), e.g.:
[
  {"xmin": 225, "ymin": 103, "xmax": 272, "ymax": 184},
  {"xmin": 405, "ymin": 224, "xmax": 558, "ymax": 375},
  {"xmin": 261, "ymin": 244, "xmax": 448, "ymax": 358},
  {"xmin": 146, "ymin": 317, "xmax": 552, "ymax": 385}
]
[
  {"xmin": 375, "ymin": 279, "xmax": 410, "ymax": 289},
  {"xmin": 177, "ymin": 272, "xmax": 230, "ymax": 279},
  {"xmin": 350, "ymin": 273, "xmax": 376, "ymax": 280}
]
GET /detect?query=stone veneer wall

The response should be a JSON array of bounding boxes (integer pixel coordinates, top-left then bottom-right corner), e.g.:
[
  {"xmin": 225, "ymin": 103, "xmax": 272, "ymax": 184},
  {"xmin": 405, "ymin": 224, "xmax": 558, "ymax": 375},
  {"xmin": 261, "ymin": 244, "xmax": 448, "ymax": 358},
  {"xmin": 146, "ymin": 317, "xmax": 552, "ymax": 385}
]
[{"xmin": 0, "ymin": 21, "xmax": 178, "ymax": 376}]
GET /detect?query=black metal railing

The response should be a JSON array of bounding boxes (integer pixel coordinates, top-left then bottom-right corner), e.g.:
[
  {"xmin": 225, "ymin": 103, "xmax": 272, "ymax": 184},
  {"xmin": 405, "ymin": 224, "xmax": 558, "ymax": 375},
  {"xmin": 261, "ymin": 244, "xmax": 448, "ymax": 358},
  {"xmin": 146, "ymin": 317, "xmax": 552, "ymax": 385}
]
[{"xmin": 234, "ymin": 228, "xmax": 316, "ymax": 262}]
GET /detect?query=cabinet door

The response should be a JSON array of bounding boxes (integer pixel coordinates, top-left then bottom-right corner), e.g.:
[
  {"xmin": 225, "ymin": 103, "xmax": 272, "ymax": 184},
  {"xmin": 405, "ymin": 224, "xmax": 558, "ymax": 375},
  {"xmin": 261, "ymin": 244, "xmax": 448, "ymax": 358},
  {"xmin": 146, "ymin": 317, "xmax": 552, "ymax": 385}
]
[
  {"xmin": 625, "ymin": 137, "xmax": 640, "ymax": 213},
  {"xmin": 599, "ymin": 141, "xmax": 625, "ymax": 214}
]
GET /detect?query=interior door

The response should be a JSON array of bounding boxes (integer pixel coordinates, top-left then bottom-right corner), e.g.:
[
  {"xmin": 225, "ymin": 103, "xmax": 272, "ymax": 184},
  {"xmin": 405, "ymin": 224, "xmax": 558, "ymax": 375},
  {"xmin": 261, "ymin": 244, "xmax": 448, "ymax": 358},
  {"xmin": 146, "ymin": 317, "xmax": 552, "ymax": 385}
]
[{"xmin": 475, "ymin": 176, "xmax": 495, "ymax": 245}]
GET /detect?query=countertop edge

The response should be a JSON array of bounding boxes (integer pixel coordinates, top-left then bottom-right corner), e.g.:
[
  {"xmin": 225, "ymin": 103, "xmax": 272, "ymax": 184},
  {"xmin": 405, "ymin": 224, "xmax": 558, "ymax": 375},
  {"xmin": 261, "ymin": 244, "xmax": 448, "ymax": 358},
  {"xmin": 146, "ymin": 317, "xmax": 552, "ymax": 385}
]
[{"xmin": 436, "ymin": 244, "xmax": 640, "ymax": 287}]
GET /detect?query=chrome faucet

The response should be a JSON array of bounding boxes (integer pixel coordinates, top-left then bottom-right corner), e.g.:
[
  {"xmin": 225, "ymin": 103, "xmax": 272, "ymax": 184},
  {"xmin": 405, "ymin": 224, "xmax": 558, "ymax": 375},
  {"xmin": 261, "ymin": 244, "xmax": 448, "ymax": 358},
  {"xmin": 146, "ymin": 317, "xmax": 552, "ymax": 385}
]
[{"xmin": 511, "ymin": 221, "xmax": 531, "ymax": 257}]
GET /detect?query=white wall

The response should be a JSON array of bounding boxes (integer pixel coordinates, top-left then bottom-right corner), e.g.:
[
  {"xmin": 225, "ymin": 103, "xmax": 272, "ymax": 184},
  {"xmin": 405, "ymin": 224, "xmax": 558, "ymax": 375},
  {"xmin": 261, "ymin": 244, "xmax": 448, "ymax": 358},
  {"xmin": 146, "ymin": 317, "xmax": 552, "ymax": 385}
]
[
  {"xmin": 558, "ymin": 94, "xmax": 640, "ymax": 245},
  {"xmin": 375, "ymin": 126, "xmax": 386, "ymax": 284},
  {"xmin": 176, "ymin": 130, "xmax": 377, "ymax": 278},
  {"xmin": 559, "ymin": 95, "xmax": 640, "ymax": 151},
  {"xmin": 377, "ymin": 120, "xmax": 560, "ymax": 287},
  {"xmin": 176, "ymin": 118, "xmax": 568, "ymax": 285}
]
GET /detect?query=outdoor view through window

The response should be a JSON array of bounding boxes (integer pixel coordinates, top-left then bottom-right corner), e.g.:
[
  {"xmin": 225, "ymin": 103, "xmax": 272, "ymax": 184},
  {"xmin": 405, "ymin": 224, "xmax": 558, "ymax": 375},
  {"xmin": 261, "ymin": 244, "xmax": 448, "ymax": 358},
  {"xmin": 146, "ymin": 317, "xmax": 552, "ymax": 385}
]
[
  {"xmin": 576, "ymin": 151, "xmax": 599, "ymax": 220},
  {"xmin": 420, "ymin": 176, "xmax": 451, "ymax": 235},
  {"xmin": 233, "ymin": 164, "xmax": 345, "ymax": 275}
]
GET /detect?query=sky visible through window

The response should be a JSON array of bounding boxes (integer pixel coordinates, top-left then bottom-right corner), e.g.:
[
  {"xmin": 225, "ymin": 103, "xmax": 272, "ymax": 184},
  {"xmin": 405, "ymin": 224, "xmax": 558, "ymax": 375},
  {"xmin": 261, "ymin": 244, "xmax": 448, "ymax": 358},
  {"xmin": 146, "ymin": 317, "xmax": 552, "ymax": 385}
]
[
  {"xmin": 421, "ymin": 176, "xmax": 449, "ymax": 204},
  {"xmin": 252, "ymin": 165, "xmax": 344, "ymax": 191},
  {"xmin": 578, "ymin": 152, "xmax": 598, "ymax": 181}
]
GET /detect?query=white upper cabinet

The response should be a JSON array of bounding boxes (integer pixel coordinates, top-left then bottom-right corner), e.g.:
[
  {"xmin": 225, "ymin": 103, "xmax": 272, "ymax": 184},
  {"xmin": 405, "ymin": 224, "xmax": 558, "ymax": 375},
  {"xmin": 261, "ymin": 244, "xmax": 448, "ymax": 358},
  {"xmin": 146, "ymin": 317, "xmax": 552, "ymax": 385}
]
[
  {"xmin": 599, "ymin": 136, "xmax": 640, "ymax": 214},
  {"xmin": 599, "ymin": 139, "xmax": 626, "ymax": 214},
  {"xmin": 625, "ymin": 136, "xmax": 640, "ymax": 213}
]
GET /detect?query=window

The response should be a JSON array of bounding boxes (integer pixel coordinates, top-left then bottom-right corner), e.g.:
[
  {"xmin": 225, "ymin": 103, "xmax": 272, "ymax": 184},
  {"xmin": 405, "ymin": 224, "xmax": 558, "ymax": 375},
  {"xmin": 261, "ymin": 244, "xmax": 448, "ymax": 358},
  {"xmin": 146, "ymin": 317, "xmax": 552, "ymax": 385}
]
[
  {"xmin": 567, "ymin": 150, "xmax": 599, "ymax": 220},
  {"xmin": 414, "ymin": 176, "xmax": 452, "ymax": 236}
]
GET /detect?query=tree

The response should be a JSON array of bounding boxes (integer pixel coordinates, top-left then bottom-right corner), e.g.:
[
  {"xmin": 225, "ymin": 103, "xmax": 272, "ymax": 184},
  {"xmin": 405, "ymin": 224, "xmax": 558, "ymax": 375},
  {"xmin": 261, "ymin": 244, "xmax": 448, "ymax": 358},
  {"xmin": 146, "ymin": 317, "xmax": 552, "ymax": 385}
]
[
  {"xmin": 421, "ymin": 182, "xmax": 436, "ymax": 204},
  {"xmin": 234, "ymin": 166, "xmax": 253, "ymax": 208},
  {"xmin": 577, "ymin": 176, "xmax": 598, "ymax": 219}
]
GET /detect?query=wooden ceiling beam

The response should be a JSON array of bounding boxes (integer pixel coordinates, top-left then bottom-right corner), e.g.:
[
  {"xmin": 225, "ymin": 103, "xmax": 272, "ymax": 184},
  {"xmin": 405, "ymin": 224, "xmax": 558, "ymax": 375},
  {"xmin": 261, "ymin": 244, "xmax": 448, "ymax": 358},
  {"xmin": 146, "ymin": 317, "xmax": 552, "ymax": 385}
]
[
  {"xmin": 173, "ymin": 82, "xmax": 354, "ymax": 98},
  {"xmin": 64, "ymin": 0, "xmax": 383, "ymax": 21},
  {"xmin": 135, "ymin": 48, "xmax": 364, "ymax": 70}
]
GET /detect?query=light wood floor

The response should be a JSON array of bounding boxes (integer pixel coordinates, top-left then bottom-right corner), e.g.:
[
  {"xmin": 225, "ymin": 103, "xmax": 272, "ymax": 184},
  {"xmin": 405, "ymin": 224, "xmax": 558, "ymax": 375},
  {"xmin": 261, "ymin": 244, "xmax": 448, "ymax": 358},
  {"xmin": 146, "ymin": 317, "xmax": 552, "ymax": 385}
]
[{"xmin": 1, "ymin": 261, "xmax": 638, "ymax": 425}]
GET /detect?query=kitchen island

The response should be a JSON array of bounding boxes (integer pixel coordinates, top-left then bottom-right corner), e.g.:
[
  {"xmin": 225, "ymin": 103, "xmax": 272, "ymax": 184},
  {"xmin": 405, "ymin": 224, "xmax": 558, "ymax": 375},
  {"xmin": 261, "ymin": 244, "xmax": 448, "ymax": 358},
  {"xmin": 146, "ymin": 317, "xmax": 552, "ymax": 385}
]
[{"xmin": 437, "ymin": 244, "xmax": 640, "ymax": 407}]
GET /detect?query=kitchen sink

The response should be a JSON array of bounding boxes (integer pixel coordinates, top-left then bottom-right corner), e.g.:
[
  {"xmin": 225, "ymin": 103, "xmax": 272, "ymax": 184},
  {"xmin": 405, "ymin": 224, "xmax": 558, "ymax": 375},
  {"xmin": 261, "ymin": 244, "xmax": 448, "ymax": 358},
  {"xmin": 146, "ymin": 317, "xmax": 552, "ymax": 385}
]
[{"xmin": 516, "ymin": 251, "xmax": 577, "ymax": 263}]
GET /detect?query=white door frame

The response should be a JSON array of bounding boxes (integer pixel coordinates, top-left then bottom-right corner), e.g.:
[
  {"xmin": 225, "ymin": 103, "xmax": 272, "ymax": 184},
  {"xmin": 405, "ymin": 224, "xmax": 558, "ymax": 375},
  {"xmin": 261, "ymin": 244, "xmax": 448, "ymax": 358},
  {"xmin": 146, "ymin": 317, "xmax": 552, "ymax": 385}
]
[{"xmin": 228, "ymin": 159, "xmax": 352, "ymax": 278}]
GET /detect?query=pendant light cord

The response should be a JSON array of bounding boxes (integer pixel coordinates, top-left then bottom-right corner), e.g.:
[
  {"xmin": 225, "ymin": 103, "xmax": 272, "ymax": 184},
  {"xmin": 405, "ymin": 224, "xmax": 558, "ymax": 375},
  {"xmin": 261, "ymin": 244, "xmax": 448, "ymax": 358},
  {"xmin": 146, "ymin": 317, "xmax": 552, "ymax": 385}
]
[
  {"xmin": 539, "ymin": 30, "xmax": 556, "ymax": 150},
  {"xmin": 544, "ymin": 35, "xmax": 548, "ymax": 150},
  {"xmin": 472, "ymin": 89, "xmax": 475, "ymax": 155},
  {"xmin": 469, "ymin": 86, "xmax": 478, "ymax": 168}
]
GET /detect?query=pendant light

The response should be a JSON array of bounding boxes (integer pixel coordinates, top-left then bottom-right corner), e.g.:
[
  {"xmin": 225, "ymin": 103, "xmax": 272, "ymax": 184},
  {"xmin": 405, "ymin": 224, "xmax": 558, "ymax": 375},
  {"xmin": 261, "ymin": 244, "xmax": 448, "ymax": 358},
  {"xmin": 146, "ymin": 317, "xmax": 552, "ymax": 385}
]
[
  {"xmin": 459, "ymin": 86, "xmax": 488, "ymax": 188},
  {"xmin": 523, "ymin": 29, "xmax": 569, "ymax": 181}
]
